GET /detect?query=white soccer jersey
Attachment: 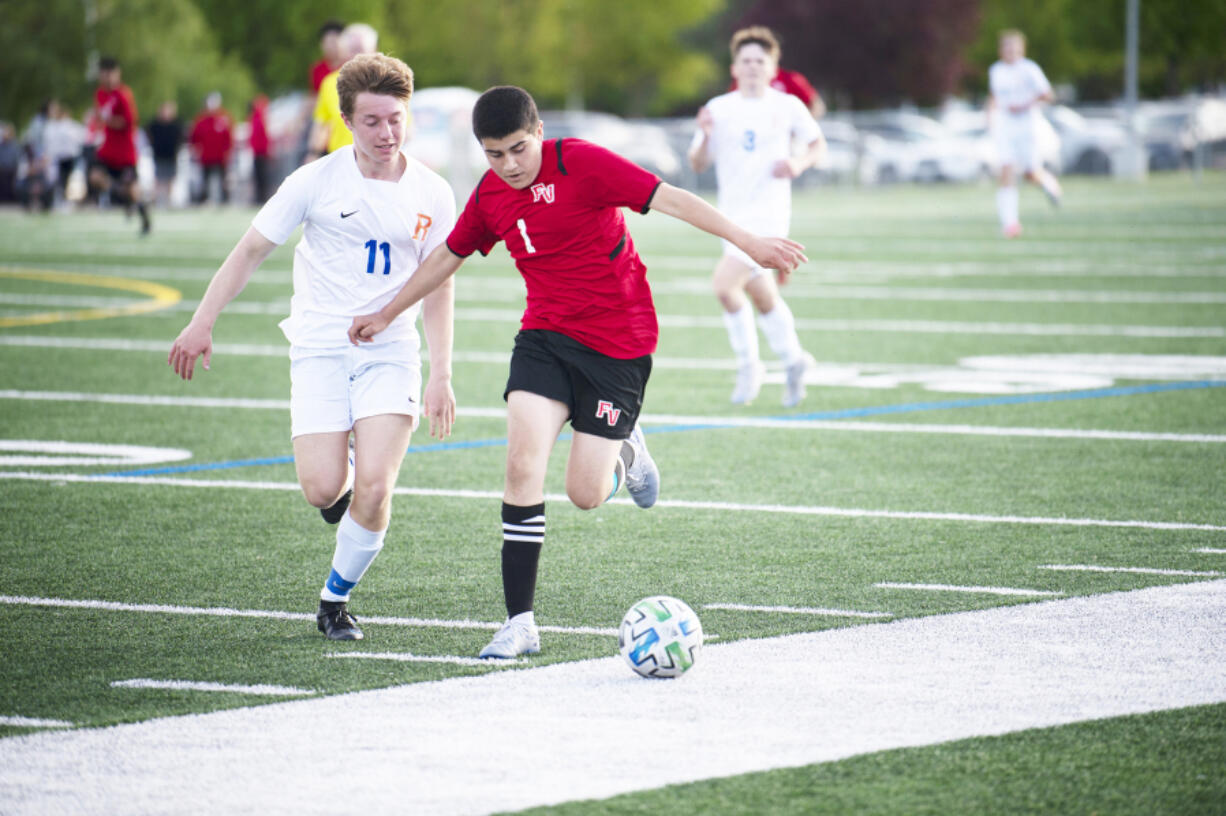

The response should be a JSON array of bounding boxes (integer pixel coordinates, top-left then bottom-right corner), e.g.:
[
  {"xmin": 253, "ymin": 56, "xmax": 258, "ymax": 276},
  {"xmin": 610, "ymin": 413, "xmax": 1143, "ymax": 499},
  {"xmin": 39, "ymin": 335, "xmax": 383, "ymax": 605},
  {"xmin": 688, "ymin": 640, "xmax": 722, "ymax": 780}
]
[
  {"xmin": 989, "ymin": 58, "xmax": 1052, "ymax": 131},
  {"xmin": 693, "ymin": 88, "xmax": 822, "ymax": 235},
  {"xmin": 252, "ymin": 145, "xmax": 456, "ymax": 350}
]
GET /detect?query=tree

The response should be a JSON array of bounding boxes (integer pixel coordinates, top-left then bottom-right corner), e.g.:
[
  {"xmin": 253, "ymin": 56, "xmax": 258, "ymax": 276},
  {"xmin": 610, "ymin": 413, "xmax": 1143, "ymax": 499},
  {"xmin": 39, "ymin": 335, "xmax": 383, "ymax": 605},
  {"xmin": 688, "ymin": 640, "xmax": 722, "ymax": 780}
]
[
  {"xmin": 732, "ymin": 0, "xmax": 982, "ymax": 108},
  {"xmin": 2, "ymin": 0, "xmax": 254, "ymax": 131}
]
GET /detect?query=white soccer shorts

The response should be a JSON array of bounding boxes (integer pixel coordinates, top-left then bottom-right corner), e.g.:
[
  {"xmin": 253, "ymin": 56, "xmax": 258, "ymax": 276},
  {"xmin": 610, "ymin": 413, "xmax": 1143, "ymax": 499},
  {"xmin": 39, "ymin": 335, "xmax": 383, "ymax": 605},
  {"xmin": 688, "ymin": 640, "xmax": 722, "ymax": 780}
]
[
  {"xmin": 289, "ymin": 341, "xmax": 422, "ymax": 439},
  {"xmin": 995, "ymin": 124, "xmax": 1040, "ymax": 173}
]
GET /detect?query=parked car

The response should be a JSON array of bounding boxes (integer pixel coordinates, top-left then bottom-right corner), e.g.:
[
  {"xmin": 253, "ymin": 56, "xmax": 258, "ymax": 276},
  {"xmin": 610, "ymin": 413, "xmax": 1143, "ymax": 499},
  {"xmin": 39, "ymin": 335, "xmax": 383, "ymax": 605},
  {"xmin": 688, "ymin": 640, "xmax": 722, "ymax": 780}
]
[
  {"xmin": 851, "ymin": 110, "xmax": 992, "ymax": 183},
  {"xmin": 806, "ymin": 117, "xmax": 883, "ymax": 186},
  {"xmin": 407, "ymin": 86, "xmax": 487, "ymax": 189},
  {"xmin": 539, "ymin": 110, "xmax": 682, "ymax": 183},
  {"xmin": 1043, "ymin": 104, "xmax": 1127, "ymax": 174},
  {"xmin": 1134, "ymin": 97, "xmax": 1226, "ymax": 170}
]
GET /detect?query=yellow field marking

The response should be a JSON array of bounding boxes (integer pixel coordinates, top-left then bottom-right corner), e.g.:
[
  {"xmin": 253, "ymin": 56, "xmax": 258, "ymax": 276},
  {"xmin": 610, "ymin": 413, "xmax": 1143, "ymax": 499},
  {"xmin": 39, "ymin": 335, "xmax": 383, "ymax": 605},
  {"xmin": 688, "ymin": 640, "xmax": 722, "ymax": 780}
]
[{"xmin": 0, "ymin": 268, "xmax": 181, "ymax": 328}]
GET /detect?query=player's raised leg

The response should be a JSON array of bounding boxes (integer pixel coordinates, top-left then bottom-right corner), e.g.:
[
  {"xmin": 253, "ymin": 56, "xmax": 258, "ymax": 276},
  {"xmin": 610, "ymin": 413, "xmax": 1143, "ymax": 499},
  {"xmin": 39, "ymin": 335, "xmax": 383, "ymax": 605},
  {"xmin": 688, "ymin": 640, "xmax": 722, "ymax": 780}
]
[{"xmin": 713, "ymin": 255, "xmax": 764, "ymax": 404}]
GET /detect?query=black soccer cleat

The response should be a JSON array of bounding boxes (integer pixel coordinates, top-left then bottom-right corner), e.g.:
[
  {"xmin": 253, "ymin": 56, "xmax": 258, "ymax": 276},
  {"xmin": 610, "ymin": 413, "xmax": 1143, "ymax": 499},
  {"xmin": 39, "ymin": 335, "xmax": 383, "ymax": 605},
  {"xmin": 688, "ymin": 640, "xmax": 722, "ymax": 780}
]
[
  {"xmin": 317, "ymin": 600, "xmax": 364, "ymax": 640},
  {"xmin": 320, "ymin": 489, "xmax": 352, "ymax": 524}
]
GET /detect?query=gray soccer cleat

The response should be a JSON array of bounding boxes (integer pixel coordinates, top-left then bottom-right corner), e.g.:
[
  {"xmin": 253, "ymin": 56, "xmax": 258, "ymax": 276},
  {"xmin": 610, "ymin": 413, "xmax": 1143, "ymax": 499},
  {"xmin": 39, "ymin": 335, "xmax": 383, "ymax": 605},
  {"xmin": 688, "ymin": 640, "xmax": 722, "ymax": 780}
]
[
  {"xmin": 783, "ymin": 352, "xmax": 816, "ymax": 408},
  {"xmin": 624, "ymin": 423, "xmax": 660, "ymax": 509},
  {"xmin": 730, "ymin": 361, "xmax": 765, "ymax": 405},
  {"xmin": 479, "ymin": 618, "xmax": 540, "ymax": 659}
]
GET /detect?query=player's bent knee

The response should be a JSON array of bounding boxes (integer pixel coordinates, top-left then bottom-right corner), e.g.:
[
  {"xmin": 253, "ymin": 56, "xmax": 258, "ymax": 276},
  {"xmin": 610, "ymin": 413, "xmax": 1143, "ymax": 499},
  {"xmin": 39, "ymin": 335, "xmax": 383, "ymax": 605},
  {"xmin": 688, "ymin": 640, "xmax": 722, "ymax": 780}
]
[
  {"xmin": 566, "ymin": 486, "xmax": 604, "ymax": 511},
  {"xmin": 300, "ymin": 480, "xmax": 347, "ymax": 509}
]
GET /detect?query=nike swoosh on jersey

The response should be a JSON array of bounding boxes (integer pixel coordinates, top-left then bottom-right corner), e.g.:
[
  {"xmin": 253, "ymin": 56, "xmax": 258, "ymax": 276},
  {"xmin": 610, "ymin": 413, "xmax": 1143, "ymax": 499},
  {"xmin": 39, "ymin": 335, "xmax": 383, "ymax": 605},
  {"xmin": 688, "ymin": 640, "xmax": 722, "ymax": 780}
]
[{"xmin": 341, "ymin": 210, "xmax": 359, "ymax": 219}]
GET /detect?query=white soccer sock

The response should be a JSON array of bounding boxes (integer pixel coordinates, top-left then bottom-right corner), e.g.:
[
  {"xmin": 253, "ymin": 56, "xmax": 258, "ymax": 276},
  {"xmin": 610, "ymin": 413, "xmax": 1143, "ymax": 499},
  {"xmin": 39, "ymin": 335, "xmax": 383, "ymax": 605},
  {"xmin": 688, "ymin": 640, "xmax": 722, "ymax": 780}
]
[
  {"xmin": 510, "ymin": 610, "xmax": 535, "ymax": 627},
  {"xmin": 996, "ymin": 186, "xmax": 1019, "ymax": 229},
  {"xmin": 757, "ymin": 300, "xmax": 803, "ymax": 367},
  {"xmin": 320, "ymin": 510, "xmax": 386, "ymax": 602},
  {"xmin": 722, "ymin": 304, "xmax": 759, "ymax": 369}
]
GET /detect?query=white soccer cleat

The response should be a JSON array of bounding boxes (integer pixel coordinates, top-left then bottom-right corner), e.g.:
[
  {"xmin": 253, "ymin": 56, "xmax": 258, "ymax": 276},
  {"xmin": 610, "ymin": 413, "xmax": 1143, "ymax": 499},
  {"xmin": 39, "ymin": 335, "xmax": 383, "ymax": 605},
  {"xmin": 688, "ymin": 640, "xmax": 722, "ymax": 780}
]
[
  {"xmin": 730, "ymin": 362, "xmax": 765, "ymax": 405},
  {"xmin": 783, "ymin": 352, "xmax": 816, "ymax": 408},
  {"xmin": 479, "ymin": 618, "xmax": 540, "ymax": 659},
  {"xmin": 624, "ymin": 423, "xmax": 660, "ymax": 509}
]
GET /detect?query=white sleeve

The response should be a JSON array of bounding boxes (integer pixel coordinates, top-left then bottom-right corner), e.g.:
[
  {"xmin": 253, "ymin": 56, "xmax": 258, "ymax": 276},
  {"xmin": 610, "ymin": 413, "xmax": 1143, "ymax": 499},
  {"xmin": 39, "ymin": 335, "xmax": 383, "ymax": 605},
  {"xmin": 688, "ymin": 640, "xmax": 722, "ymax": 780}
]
[
  {"xmin": 251, "ymin": 163, "xmax": 315, "ymax": 245},
  {"xmin": 1028, "ymin": 61, "xmax": 1052, "ymax": 96},
  {"xmin": 788, "ymin": 96, "xmax": 821, "ymax": 144},
  {"xmin": 421, "ymin": 178, "xmax": 457, "ymax": 258}
]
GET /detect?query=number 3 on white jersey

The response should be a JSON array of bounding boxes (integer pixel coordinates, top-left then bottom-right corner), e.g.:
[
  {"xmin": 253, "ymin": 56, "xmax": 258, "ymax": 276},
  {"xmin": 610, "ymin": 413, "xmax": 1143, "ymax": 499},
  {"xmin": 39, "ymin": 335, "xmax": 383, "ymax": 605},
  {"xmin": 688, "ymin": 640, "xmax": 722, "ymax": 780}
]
[{"xmin": 517, "ymin": 218, "xmax": 536, "ymax": 253}]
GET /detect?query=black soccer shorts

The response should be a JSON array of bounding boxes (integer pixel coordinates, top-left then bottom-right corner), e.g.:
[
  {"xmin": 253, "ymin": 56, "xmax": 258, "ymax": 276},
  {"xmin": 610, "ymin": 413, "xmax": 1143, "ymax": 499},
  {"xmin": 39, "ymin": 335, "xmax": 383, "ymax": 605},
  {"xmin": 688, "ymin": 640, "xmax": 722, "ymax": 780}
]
[{"xmin": 504, "ymin": 329, "xmax": 652, "ymax": 441}]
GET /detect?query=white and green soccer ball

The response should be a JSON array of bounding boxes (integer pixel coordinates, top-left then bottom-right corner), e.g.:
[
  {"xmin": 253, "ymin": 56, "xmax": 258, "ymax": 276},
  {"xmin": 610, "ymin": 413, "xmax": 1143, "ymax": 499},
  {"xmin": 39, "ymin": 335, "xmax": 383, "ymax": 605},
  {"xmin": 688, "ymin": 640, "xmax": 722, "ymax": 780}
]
[{"xmin": 618, "ymin": 595, "xmax": 703, "ymax": 678}]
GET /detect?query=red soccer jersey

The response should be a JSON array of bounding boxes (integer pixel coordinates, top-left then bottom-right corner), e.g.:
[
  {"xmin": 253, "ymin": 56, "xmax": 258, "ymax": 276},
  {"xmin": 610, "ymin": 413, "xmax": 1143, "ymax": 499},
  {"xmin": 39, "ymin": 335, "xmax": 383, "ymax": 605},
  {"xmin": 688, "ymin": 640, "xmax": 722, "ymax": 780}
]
[
  {"xmin": 189, "ymin": 111, "xmax": 234, "ymax": 165},
  {"xmin": 446, "ymin": 139, "xmax": 663, "ymax": 359},
  {"xmin": 94, "ymin": 85, "xmax": 138, "ymax": 168},
  {"xmin": 309, "ymin": 59, "xmax": 334, "ymax": 93}
]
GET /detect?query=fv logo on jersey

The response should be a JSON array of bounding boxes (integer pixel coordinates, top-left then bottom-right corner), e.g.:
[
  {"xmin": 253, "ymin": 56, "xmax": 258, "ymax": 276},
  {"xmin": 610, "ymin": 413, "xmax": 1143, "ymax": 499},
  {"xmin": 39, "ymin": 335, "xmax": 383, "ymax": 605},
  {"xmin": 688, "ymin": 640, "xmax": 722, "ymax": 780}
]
[{"xmin": 531, "ymin": 183, "xmax": 555, "ymax": 204}]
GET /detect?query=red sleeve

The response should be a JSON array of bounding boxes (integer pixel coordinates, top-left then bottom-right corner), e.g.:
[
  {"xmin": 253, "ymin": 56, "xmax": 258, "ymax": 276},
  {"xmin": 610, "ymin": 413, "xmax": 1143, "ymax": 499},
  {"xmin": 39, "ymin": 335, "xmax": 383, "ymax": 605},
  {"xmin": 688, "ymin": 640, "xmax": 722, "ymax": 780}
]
[
  {"xmin": 115, "ymin": 89, "xmax": 137, "ymax": 128},
  {"xmin": 566, "ymin": 139, "xmax": 661, "ymax": 214},
  {"xmin": 445, "ymin": 174, "xmax": 499, "ymax": 258},
  {"xmin": 779, "ymin": 69, "xmax": 818, "ymax": 106}
]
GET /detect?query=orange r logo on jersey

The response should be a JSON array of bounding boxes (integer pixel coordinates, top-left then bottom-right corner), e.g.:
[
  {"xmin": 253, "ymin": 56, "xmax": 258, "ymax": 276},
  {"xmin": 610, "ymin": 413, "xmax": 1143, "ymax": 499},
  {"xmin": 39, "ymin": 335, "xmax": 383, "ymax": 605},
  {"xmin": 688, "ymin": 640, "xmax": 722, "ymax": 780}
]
[{"xmin": 413, "ymin": 213, "xmax": 433, "ymax": 240}]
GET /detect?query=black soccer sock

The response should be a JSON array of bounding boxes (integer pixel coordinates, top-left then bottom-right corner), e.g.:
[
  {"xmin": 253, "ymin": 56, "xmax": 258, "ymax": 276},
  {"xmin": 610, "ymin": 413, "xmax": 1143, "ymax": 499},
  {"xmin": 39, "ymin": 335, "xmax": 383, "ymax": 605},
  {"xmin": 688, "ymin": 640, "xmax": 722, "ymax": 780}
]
[{"xmin": 500, "ymin": 502, "xmax": 545, "ymax": 618}]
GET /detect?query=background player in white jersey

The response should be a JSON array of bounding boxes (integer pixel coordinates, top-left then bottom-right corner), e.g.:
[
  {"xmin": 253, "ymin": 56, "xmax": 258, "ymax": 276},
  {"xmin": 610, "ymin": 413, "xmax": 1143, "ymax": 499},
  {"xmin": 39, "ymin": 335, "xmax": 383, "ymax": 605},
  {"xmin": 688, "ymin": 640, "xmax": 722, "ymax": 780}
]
[
  {"xmin": 688, "ymin": 26, "xmax": 826, "ymax": 408},
  {"xmin": 169, "ymin": 54, "xmax": 457, "ymax": 641},
  {"xmin": 988, "ymin": 29, "xmax": 1063, "ymax": 238}
]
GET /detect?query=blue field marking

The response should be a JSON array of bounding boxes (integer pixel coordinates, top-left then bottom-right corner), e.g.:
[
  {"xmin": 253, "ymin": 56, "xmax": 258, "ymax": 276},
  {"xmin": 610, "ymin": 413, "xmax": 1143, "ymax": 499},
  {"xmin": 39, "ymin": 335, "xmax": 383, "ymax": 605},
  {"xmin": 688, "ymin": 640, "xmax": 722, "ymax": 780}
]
[{"xmin": 99, "ymin": 380, "xmax": 1226, "ymax": 478}]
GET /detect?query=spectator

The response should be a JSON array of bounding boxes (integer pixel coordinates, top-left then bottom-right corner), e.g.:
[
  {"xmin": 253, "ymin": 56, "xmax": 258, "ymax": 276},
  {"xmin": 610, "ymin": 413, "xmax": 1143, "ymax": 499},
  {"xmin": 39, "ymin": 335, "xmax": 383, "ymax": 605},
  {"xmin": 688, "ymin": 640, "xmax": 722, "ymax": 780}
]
[
  {"xmin": 310, "ymin": 20, "xmax": 345, "ymax": 94},
  {"xmin": 18, "ymin": 141, "xmax": 53, "ymax": 212},
  {"xmin": 0, "ymin": 123, "xmax": 23, "ymax": 202},
  {"xmin": 305, "ymin": 22, "xmax": 379, "ymax": 162},
  {"xmin": 147, "ymin": 100, "xmax": 183, "ymax": 208},
  {"xmin": 43, "ymin": 101, "xmax": 86, "ymax": 206},
  {"xmin": 189, "ymin": 92, "xmax": 234, "ymax": 205},
  {"xmin": 248, "ymin": 94, "xmax": 273, "ymax": 204}
]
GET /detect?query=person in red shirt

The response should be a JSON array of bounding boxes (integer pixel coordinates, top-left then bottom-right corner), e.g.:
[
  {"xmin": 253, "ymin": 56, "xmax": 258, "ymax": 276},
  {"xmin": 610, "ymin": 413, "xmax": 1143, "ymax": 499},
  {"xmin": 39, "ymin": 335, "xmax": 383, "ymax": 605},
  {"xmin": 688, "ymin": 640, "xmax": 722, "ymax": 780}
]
[
  {"xmin": 88, "ymin": 56, "xmax": 150, "ymax": 234},
  {"xmin": 309, "ymin": 20, "xmax": 345, "ymax": 94},
  {"xmin": 189, "ymin": 92, "xmax": 234, "ymax": 204},
  {"xmin": 348, "ymin": 85, "xmax": 806, "ymax": 659},
  {"xmin": 247, "ymin": 94, "xmax": 272, "ymax": 204}
]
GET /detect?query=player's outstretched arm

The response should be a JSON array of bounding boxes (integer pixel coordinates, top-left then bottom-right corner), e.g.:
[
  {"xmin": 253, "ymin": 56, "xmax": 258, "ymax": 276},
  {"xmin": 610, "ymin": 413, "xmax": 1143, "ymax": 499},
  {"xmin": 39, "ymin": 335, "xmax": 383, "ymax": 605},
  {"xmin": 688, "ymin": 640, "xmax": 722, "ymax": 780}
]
[
  {"xmin": 168, "ymin": 226, "xmax": 276, "ymax": 380},
  {"xmin": 348, "ymin": 242, "xmax": 466, "ymax": 345},
  {"xmin": 650, "ymin": 183, "xmax": 808, "ymax": 280},
  {"xmin": 420, "ymin": 274, "xmax": 456, "ymax": 440}
]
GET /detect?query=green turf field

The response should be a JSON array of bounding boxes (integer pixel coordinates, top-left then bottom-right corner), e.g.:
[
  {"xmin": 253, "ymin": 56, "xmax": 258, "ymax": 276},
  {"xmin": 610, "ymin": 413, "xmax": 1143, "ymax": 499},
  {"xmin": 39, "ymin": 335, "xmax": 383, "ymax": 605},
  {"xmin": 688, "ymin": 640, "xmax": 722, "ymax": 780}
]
[{"xmin": 1, "ymin": 173, "xmax": 1223, "ymax": 813}]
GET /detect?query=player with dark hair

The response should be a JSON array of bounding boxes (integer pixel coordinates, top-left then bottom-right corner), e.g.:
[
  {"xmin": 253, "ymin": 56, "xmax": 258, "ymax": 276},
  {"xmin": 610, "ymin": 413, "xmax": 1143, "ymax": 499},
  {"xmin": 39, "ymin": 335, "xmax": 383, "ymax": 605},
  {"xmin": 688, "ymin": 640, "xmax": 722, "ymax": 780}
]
[
  {"xmin": 348, "ymin": 85, "xmax": 807, "ymax": 659},
  {"xmin": 170, "ymin": 54, "xmax": 456, "ymax": 642},
  {"xmin": 89, "ymin": 56, "xmax": 151, "ymax": 234}
]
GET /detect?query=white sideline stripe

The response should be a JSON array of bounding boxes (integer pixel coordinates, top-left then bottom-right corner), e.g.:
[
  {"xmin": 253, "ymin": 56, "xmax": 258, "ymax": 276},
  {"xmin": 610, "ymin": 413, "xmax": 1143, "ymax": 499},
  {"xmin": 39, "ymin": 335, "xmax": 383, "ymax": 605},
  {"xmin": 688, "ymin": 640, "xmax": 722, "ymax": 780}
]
[
  {"xmin": 1, "ymin": 581, "xmax": 1221, "ymax": 815},
  {"xmin": 3, "ymin": 389, "xmax": 1224, "ymax": 445},
  {"xmin": 0, "ymin": 716, "xmax": 75, "ymax": 729},
  {"xmin": 703, "ymin": 603, "xmax": 892, "ymax": 619},
  {"xmin": 1038, "ymin": 564, "xmax": 1223, "ymax": 577},
  {"xmin": 110, "ymin": 679, "xmax": 315, "ymax": 697},
  {"xmin": 326, "ymin": 653, "xmax": 523, "ymax": 667},
  {"xmin": 875, "ymin": 582, "xmax": 1063, "ymax": 597},
  {"xmin": 1193, "ymin": 548, "xmax": 1226, "ymax": 554},
  {"xmin": 3, "ymin": 471, "xmax": 1224, "ymax": 532},
  {"xmin": 0, "ymin": 595, "xmax": 617, "ymax": 637}
]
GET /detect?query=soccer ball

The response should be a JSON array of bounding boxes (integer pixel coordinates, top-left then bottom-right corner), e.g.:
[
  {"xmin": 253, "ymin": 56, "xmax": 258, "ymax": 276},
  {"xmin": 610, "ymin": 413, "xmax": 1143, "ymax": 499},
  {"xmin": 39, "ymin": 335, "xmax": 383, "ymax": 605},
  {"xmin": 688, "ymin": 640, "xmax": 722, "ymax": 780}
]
[{"xmin": 618, "ymin": 595, "xmax": 703, "ymax": 678}]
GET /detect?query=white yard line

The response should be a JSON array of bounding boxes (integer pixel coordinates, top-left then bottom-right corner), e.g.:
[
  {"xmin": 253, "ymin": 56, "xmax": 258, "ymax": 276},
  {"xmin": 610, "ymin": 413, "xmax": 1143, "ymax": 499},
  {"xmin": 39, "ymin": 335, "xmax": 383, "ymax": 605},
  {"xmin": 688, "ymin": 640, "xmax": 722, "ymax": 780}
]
[
  {"xmin": 875, "ymin": 582, "xmax": 1063, "ymax": 597},
  {"xmin": 0, "ymin": 716, "xmax": 74, "ymax": 729},
  {"xmin": 5, "ymin": 387, "xmax": 1224, "ymax": 444},
  {"xmin": 0, "ymin": 595, "xmax": 617, "ymax": 637},
  {"xmin": 1193, "ymin": 548, "xmax": 1226, "ymax": 554},
  {"xmin": 0, "ymin": 581, "xmax": 1221, "ymax": 815},
  {"xmin": 326, "ymin": 653, "xmax": 523, "ymax": 667},
  {"xmin": 1038, "ymin": 564, "xmax": 1223, "ymax": 577},
  {"xmin": 110, "ymin": 679, "xmax": 315, "ymax": 697},
  {"xmin": 3, "ymin": 471, "xmax": 1224, "ymax": 532},
  {"xmin": 703, "ymin": 603, "xmax": 892, "ymax": 618}
]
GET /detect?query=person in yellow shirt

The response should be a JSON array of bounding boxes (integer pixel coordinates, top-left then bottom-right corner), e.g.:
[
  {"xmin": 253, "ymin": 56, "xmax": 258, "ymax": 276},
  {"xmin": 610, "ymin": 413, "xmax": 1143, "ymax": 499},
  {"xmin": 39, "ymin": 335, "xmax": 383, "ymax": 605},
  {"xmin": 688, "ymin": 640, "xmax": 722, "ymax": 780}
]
[{"xmin": 306, "ymin": 23, "xmax": 400, "ymax": 160}]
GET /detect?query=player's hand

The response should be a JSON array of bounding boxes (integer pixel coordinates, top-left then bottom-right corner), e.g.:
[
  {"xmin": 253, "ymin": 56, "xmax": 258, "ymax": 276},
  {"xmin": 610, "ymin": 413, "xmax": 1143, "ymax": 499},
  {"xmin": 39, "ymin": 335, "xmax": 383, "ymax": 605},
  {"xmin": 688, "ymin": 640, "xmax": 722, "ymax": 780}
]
[
  {"xmin": 422, "ymin": 374, "xmax": 456, "ymax": 440},
  {"xmin": 168, "ymin": 321, "xmax": 213, "ymax": 381},
  {"xmin": 772, "ymin": 158, "xmax": 803, "ymax": 179},
  {"xmin": 348, "ymin": 312, "xmax": 389, "ymax": 345},
  {"xmin": 695, "ymin": 106, "xmax": 714, "ymax": 136},
  {"xmin": 748, "ymin": 236, "xmax": 807, "ymax": 284}
]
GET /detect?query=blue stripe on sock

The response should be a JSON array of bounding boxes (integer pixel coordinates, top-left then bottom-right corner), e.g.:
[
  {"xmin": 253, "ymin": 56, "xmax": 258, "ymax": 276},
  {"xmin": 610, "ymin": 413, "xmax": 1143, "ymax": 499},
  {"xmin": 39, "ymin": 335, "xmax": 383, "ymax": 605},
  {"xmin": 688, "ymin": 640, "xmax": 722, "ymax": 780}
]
[{"xmin": 325, "ymin": 569, "xmax": 357, "ymax": 597}]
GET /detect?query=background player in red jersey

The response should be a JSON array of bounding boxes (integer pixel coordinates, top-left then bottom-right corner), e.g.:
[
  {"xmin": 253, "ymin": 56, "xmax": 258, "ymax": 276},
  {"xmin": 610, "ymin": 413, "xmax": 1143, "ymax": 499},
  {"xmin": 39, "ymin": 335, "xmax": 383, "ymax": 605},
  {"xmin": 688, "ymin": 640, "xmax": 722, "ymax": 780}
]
[
  {"xmin": 89, "ymin": 56, "xmax": 151, "ymax": 234},
  {"xmin": 348, "ymin": 86, "xmax": 806, "ymax": 659}
]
